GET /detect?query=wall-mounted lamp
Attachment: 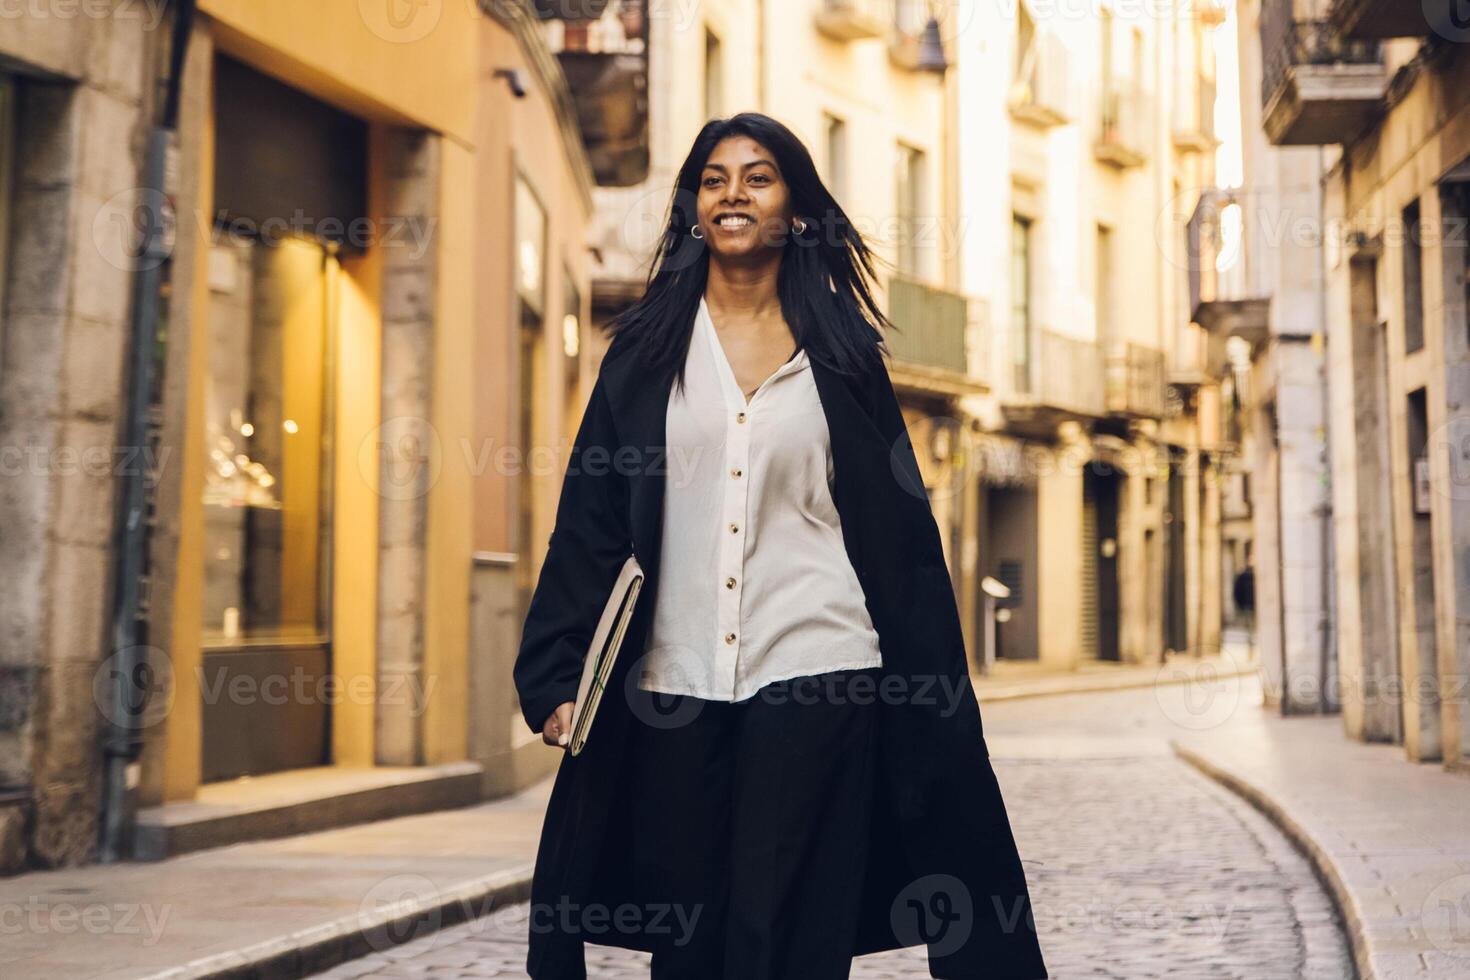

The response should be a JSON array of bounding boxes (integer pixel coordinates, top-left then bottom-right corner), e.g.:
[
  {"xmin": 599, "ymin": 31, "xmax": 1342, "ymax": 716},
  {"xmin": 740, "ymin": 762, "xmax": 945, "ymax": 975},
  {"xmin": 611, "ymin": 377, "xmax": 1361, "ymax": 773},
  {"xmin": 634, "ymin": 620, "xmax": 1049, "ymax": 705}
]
[
  {"xmin": 915, "ymin": 16, "xmax": 948, "ymax": 73},
  {"xmin": 493, "ymin": 68, "xmax": 528, "ymax": 99}
]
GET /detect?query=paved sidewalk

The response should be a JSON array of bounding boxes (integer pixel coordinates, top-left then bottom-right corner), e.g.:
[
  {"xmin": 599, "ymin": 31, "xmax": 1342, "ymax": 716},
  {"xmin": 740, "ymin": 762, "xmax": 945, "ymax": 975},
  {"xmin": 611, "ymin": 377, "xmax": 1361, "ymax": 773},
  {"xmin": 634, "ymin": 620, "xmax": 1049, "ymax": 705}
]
[
  {"xmin": 1174, "ymin": 714, "xmax": 1470, "ymax": 979},
  {"xmin": 0, "ymin": 780, "xmax": 549, "ymax": 980},
  {"xmin": 973, "ymin": 646, "xmax": 1257, "ymax": 702}
]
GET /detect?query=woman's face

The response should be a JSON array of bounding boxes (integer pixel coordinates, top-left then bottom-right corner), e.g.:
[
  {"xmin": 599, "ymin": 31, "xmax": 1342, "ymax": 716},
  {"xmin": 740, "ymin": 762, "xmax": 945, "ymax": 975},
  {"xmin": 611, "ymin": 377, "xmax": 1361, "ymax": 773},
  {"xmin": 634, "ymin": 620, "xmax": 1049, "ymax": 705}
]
[{"xmin": 695, "ymin": 135, "xmax": 795, "ymax": 260}]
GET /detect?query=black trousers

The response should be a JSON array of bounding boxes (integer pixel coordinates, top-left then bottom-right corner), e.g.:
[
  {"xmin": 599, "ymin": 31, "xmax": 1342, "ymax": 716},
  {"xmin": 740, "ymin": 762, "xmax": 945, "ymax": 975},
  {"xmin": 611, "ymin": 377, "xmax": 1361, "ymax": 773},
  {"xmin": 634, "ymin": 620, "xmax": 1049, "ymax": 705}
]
[{"xmin": 624, "ymin": 667, "xmax": 880, "ymax": 980}]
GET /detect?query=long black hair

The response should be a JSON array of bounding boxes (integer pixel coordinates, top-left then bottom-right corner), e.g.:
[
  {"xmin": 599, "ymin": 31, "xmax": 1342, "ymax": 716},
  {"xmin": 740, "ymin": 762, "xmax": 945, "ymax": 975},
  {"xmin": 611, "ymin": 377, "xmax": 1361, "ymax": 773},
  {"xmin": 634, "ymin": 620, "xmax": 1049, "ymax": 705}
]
[{"xmin": 606, "ymin": 112, "xmax": 897, "ymax": 396}]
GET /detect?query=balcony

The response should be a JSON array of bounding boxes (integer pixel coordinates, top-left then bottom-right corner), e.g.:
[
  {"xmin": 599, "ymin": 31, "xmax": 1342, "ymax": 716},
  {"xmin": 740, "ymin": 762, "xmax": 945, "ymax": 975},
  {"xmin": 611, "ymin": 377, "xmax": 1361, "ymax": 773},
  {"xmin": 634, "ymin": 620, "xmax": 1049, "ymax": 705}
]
[
  {"xmin": 1187, "ymin": 190, "xmax": 1271, "ymax": 353},
  {"xmin": 1330, "ymin": 0, "xmax": 1440, "ymax": 39},
  {"xmin": 1172, "ymin": 75, "xmax": 1218, "ymax": 154},
  {"xmin": 1003, "ymin": 329, "xmax": 1105, "ymax": 433},
  {"xmin": 1009, "ymin": 30, "xmax": 1070, "ymax": 128},
  {"xmin": 1260, "ymin": 2, "xmax": 1386, "ymax": 145},
  {"xmin": 884, "ymin": 276, "xmax": 987, "ymax": 396},
  {"xmin": 1105, "ymin": 342, "xmax": 1166, "ymax": 418},
  {"xmin": 1195, "ymin": 296, "xmax": 1271, "ymax": 351},
  {"xmin": 1094, "ymin": 88, "xmax": 1150, "ymax": 168},
  {"xmin": 1169, "ymin": 322, "xmax": 1213, "ymax": 387},
  {"xmin": 814, "ymin": 0, "xmax": 890, "ymax": 41},
  {"xmin": 538, "ymin": 1, "xmax": 650, "ymax": 186}
]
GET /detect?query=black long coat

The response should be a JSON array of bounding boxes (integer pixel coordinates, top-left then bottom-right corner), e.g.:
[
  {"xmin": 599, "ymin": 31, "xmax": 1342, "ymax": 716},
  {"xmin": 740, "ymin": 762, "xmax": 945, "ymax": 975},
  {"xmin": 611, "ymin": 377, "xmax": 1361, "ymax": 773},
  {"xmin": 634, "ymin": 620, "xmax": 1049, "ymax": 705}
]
[{"xmin": 514, "ymin": 327, "xmax": 1048, "ymax": 979}]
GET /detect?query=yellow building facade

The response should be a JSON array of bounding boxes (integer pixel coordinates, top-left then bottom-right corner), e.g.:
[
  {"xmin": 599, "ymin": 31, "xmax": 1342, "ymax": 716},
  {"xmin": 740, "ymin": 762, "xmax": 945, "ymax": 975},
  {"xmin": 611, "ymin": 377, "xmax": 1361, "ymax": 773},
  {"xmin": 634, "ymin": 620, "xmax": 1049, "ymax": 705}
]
[{"xmin": 123, "ymin": 0, "xmax": 593, "ymax": 857}]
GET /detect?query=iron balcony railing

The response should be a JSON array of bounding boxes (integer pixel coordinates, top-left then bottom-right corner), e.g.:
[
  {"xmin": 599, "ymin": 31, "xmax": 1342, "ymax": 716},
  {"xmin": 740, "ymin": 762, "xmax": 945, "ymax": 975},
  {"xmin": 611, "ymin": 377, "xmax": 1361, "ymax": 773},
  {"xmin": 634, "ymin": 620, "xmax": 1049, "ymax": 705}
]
[
  {"xmin": 1010, "ymin": 29, "xmax": 1070, "ymax": 124},
  {"xmin": 1031, "ymin": 330, "xmax": 1105, "ymax": 418},
  {"xmin": 1172, "ymin": 323, "xmax": 1210, "ymax": 380},
  {"xmin": 1328, "ymin": 0, "xmax": 1439, "ymax": 40},
  {"xmin": 1096, "ymin": 87, "xmax": 1151, "ymax": 165},
  {"xmin": 886, "ymin": 275, "xmax": 974, "ymax": 377},
  {"xmin": 1260, "ymin": 1, "xmax": 1380, "ymax": 109},
  {"xmin": 1105, "ymin": 342, "xmax": 1166, "ymax": 418},
  {"xmin": 1187, "ymin": 188, "xmax": 1229, "ymax": 315}
]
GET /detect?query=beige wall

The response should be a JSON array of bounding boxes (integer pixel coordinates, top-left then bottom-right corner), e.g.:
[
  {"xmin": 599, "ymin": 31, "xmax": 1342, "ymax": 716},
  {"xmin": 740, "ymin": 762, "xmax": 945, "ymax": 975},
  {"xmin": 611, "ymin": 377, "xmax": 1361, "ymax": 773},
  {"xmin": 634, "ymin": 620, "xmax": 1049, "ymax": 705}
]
[
  {"xmin": 468, "ymin": 11, "xmax": 595, "ymax": 792},
  {"xmin": 594, "ymin": 1, "xmax": 949, "ymax": 295},
  {"xmin": 474, "ymin": 18, "xmax": 594, "ymax": 561},
  {"xmin": 199, "ymin": 0, "xmax": 476, "ymax": 144}
]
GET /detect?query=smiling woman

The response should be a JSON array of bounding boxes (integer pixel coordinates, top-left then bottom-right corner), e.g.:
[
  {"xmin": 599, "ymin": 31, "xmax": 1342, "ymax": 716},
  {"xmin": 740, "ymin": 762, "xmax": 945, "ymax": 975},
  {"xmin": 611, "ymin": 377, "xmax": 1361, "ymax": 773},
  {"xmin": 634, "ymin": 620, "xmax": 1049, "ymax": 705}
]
[{"xmin": 514, "ymin": 112, "xmax": 1048, "ymax": 980}]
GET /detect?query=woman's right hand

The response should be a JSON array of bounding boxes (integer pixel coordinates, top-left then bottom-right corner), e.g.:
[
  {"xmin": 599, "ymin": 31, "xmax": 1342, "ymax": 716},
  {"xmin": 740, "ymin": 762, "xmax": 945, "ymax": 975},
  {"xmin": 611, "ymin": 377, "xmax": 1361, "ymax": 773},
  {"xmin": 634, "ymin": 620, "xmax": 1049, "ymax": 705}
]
[{"xmin": 542, "ymin": 702, "xmax": 575, "ymax": 748}]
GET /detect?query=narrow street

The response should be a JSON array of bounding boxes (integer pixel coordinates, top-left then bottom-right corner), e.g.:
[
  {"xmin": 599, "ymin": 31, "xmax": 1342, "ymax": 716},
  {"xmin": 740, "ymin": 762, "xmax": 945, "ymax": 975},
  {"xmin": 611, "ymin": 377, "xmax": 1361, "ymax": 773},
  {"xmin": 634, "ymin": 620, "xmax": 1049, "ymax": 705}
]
[
  {"xmin": 312, "ymin": 682, "xmax": 1353, "ymax": 979},
  {"xmin": 5, "ymin": 5, "xmax": 1469, "ymax": 980}
]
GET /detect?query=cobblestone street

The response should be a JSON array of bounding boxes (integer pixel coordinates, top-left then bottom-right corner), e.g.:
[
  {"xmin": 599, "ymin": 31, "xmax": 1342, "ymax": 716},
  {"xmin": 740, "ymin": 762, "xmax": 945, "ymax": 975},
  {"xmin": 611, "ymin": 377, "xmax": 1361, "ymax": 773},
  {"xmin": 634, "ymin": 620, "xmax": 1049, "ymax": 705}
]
[
  {"xmin": 5, "ymin": 4, "xmax": 1468, "ymax": 980},
  {"xmin": 312, "ymin": 681, "xmax": 1352, "ymax": 978}
]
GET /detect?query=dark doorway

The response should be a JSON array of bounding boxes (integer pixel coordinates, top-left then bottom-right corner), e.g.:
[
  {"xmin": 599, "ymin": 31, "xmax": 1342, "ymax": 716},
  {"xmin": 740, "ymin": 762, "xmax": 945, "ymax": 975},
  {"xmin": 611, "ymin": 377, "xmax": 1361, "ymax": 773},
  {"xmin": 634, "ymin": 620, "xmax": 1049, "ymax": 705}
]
[
  {"xmin": 985, "ymin": 484, "xmax": 1039, "ymax": 660},
  {"xmin": 1405, "ymin": 388, "xmax": 1440, "ymax": 753},
  {"xmin": 1164, "ymin": 448, "xmax": 1189, "ymax": 654},
  {"xmin": 1085, "ymin": 464, "xmax": 1122, "ymax": 661}
]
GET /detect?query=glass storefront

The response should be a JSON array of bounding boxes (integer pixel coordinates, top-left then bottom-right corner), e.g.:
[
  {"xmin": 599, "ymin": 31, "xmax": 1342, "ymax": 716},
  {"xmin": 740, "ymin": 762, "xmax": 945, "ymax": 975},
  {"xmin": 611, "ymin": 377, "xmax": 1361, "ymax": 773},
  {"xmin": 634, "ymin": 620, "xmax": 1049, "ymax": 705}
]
[
  {"xmin": 201, "ymin": 54, "xmax": 364, "ymax": 781},
  {"xmin": 198, "ymin": 232, "xmax": 339, "ymax": 781},
  {"xmin": 202, "ymin": 234, "xmax": 336, "ymax": 648}
]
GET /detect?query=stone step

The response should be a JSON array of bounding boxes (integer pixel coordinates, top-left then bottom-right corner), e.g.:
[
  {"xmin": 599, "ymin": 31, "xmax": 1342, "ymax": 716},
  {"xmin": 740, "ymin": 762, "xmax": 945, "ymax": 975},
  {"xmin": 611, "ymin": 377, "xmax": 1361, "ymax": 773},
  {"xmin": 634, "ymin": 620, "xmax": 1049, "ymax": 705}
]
[{"xmin": 133, "ymin": 761, "xmax": 484, "ymax": 861}]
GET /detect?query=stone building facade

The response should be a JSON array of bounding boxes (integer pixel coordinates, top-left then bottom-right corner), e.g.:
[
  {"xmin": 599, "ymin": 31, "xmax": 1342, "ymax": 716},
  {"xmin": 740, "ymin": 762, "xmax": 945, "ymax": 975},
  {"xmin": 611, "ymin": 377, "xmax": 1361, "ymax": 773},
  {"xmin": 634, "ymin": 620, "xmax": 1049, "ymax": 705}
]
[
  {"xmin": 0, "ymin": 0, "xmax": 599, "ymax": 874},
  {"xmin": 956, "ymin": 0, "xmax": 1232, "ymax": 670},
  {"xmin": 1237, "ymin": 0, "xmax": 1470, "ymax": 768},
  {"xmin": 0, "ymin": 0, "xmax": 168, "ymax": 872}
]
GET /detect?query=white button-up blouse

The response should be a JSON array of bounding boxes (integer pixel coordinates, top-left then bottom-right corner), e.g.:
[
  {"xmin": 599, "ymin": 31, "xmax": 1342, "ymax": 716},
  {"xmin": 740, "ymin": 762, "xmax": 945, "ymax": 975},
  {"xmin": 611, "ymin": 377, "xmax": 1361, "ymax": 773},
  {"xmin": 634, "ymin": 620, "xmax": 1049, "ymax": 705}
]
[{"xmin": 636, "ymin": 296, "xmax": 885, "ymax": 701}]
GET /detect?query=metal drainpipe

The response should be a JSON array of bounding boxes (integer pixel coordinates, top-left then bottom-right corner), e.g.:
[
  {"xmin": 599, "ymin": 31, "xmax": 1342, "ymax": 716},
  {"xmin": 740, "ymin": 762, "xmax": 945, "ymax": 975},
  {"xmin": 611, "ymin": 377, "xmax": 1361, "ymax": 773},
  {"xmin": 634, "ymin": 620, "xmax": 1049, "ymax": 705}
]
[
  {"xmin": 98, "ymin": 0, "xmax": 196, "ymax": 864},
  {"xmin": 1315, "ymin": 144, "xmax": 1335, "ymax": 714}
]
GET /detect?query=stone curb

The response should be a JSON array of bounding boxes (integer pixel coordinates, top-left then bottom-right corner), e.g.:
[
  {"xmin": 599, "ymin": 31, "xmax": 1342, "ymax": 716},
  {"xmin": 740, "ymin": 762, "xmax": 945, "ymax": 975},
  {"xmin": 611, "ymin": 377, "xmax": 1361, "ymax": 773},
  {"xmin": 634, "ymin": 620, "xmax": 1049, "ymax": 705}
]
[
  {"xmin": 1171, "ymin": 741, "xmax": 1370, "ymax": 980},
  {"xmin": 137, "ymin": 862, "xmax": 536, "ymax": 980},
  {"xmin": 976, "ymin": 657, "xmax": 1259, "ymax": 703}
]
